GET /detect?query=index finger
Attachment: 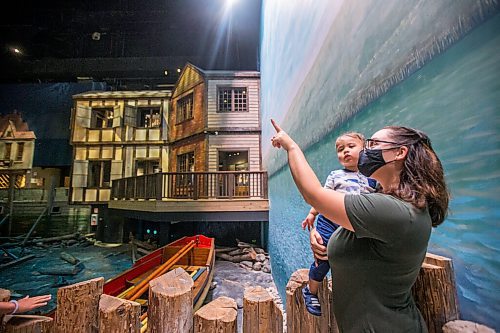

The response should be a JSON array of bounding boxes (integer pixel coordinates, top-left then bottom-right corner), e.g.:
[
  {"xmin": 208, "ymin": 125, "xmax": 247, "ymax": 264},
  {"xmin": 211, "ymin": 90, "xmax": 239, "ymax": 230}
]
[{"xmin": 270, "ymin": 119, "xmax": 282, "ymax": 133}]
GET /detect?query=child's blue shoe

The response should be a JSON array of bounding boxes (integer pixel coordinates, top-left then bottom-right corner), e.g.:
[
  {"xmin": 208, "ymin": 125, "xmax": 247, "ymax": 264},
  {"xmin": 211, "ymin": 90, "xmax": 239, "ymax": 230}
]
[{"xmin": 302, "ymin": 286, "xmax": 322, "ymax": 316}]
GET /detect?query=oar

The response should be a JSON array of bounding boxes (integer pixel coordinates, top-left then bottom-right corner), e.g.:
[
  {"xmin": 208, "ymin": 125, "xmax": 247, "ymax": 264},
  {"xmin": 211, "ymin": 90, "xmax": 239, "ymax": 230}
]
[
  {"xmin": 121, "ymin": 240, "xmax": 194, "ymax": 300},
  {"xmin": 127, "ymin": 241, "xmax": 196, "ymax": 301},
  {"xmin": 140, "ymin": 317, "xmax": 148, "ymax": 333}
]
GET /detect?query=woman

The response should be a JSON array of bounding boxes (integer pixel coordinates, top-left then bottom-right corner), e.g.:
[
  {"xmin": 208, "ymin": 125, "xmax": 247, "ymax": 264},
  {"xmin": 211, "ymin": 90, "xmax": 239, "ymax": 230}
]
[{"xmin": 271, "ymin": 119, "xmax": 449, "ymax": 332}]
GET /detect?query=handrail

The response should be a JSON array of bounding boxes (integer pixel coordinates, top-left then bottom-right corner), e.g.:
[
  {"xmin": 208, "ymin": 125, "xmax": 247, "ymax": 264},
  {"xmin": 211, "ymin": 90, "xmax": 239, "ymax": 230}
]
[{"xmin": 111, "ymin": 171, "xmax": 268, "ymax": 201}]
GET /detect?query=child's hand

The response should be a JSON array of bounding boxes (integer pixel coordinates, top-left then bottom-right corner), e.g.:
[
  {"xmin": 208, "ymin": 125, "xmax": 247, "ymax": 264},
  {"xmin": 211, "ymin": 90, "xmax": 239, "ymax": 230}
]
[{"xmin": 301, "ymin": 213, "xmax": 316, "ymax": 231}]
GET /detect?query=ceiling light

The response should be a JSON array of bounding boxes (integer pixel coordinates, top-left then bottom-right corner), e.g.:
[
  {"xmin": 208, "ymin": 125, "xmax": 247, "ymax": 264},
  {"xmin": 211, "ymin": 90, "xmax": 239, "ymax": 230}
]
[
  {"xmin": 164, "ymin": 70, "xmax": 168, "ymax": 76},
  {"xmin": 177, "ymin": 68, "xmax": 181, "ymax": 73},
  {"xmin": 11, "ymin": 47, "xmax": 22, "ymax": 55},
  {"xmin": 226, "ymin": 0, "xmax": 238, "ymax": 8}
]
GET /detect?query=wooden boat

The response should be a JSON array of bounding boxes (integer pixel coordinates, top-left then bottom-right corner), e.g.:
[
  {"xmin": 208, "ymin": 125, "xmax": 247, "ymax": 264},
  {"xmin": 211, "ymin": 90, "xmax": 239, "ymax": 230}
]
[
  {"xmin": 47, "ymin": 234, "xmax": 215, "ymax": 320},
  {"xmin": 104, "ymin": 234, "xmax": 215, "ymax": 311}
]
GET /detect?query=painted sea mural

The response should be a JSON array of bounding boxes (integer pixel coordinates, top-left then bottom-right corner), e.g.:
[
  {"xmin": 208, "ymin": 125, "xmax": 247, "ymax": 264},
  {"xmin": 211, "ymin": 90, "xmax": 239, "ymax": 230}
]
[{"xmin": 261, "ymin": 0, "xmax": 500, "ymax": 329}]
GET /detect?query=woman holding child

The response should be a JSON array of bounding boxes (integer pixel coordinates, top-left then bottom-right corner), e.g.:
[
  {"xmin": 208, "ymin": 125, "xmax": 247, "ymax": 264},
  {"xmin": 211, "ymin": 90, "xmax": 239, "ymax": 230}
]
[{"xmin": 270, "ymin": 119, "xmax": 449, "ymax": 333}]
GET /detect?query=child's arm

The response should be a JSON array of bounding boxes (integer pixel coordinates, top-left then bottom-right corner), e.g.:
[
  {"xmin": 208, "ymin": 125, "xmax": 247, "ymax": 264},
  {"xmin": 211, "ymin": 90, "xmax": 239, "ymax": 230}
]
[{"xmin": 302, "ymin": 207, "xmax": 318, "ymax": 230}]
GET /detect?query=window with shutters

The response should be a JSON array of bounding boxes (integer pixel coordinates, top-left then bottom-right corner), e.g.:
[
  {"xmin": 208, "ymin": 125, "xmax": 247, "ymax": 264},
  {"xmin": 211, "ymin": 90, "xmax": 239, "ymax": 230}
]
[
  {"xmin": 217, "ymin": 87, "xmax": 247, "ymax": 112},
  {"xmin": 137, "ymin": 107, "xmax": 161, "ymax": 128},
  {"xmin": 88, "ymin": 160, "xmax": 111, "ymax": 188},
  {"xmin": 4, "ymin": 143, "xmax": 12, "ymax": 160},
  {"xmin": 91, "ymin": 108, "xmax": 114, "ymax": 128},
  {"xmin": 176, "ymin": 94, "xmax": 193, "ymax": 123},
  {"xmin": 16, "ymin": 143, "xmax": 24, "ymax": 161}
]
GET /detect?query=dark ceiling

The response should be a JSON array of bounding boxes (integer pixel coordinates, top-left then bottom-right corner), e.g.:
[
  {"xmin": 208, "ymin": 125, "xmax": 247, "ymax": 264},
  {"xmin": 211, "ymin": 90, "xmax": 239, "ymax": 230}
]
[{"xmin": 0, "ymin": 0, "xmax": 262, "ymax": 89}]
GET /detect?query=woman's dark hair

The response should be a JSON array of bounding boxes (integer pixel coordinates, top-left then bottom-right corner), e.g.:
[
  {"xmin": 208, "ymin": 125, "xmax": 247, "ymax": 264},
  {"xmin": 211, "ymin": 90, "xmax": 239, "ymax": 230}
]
[{"xmin": 383, "ymin": 126, "xmax": 449, "ymax": 227}]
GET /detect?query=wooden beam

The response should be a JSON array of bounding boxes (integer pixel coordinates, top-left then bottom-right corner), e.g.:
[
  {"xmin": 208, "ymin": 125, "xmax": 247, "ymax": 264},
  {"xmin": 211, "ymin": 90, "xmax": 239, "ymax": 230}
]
[
  {"xmin": 148, "ymin": 268, "xmax": 193, "ymax": 333},
  {"xmin": 243, "ymin": 286, "xmax": 283, "ymax": 333},
  {"xmin": 0, "ymin": 288, "xmax": 11, "ymax": 329},
  {"xmin": 98, "ymin": 294, "xmax": 141, "ymax": 333},
  {"xmin": 194, "ymin": 296, "xmax": 237, "ymax": 333},
  {"xmin": 3, "ymin": 315, "xmax": 53, "ymax": 333},
  {"xmin": 54, "ymin": 277, "xmax": 104, "ymax": 333},
  {"xmin": 412, "ymin": 253, "xmax": 460, "ymax": 333},
  {"xmin": 286, "ymin": 269, "xmax": 336, "ymax": 333}
]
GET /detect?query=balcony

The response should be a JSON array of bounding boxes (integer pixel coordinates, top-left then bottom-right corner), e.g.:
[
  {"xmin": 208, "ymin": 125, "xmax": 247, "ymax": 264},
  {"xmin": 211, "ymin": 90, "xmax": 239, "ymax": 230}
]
[{"xmin": 108, "ymin": 171, "xmax": 269, "ymax": 215}]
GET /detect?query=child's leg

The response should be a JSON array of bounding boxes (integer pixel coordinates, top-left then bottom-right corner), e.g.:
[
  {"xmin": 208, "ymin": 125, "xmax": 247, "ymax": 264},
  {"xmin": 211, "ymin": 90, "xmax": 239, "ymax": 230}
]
[
  {"xmin": 308, "ymin": 259, "xmax": 330, "ymax": 294},
  {"xmin": 308, "ymin": 278, "xmax": 320, "ymax": 295}
]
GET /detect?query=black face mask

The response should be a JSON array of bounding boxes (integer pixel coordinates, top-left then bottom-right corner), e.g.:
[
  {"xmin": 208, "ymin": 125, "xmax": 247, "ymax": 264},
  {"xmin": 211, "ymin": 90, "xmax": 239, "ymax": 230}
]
[{"xmin": 357, "ymin": 149, "xmax": 387, "ymax": 177}]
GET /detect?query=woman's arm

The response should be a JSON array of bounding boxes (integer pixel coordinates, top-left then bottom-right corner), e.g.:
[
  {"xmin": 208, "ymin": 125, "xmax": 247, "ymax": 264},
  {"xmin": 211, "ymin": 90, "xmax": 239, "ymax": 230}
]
[{"xmin": 271, "ymin": 119, "xmax": 353, "ymax": 231}]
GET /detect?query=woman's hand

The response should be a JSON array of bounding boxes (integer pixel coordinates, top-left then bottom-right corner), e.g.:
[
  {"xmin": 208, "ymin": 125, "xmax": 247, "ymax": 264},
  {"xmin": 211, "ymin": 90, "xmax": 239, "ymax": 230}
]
[
  {"xmin": 17, "ymin": 295, "xmax": 51, "ymax": 313},
  {"xmin": 310, "ymin": 227, "xmax": 328, "ymax": 261},
  {"xmin": 270, "ymin": 119, "xmax": 297, "ymax": 151},
  {"xmin": 301, "ymin": 213, "xmax": 316, "ymax": 231}
]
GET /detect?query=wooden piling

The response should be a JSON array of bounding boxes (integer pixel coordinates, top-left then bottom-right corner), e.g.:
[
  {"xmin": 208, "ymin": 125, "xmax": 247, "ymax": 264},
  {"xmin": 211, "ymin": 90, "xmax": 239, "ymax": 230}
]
[
  {"xmin": 3, "ymin": 315, "xmax": 53, "ymax": 333},
  {"xmin": 412, "ymin": 253, "xmax": 460, "ymax": 333},
  {"xmin": 286, "ymin": 269, "xmax": 336, "ymax": 333},
  {"xmin": 54, "ymin": 277, "xmax": 104, "ymax": 333},
  {"xmin": 98, "ymin": 294, "xmax": 141, "ymax": 333},
  {"xmin": 243, "ymin": 286, "xmax": 283, "ymax": 333},
  {"xmin": 1, "ymin": 288, "xmax": 11, "ymax": 330},
  {"xmin": 194, "ymin": 296, "xmax": 237, "ymax": 333},
  {"xmin": 148, "ymin": 267, "xmax": 193, "ymax": 333}
]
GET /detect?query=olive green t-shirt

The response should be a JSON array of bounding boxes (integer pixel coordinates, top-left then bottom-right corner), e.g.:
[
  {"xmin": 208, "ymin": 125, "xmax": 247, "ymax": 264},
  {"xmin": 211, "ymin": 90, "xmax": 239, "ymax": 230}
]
[{"xmin": 328, "ymin": 193, "xmax": 431, "ymax": 333}]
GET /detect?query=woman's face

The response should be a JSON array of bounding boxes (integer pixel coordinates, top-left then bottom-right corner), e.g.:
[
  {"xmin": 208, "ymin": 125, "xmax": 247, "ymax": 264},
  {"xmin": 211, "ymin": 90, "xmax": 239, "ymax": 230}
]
[{"xmin": 366, "ymin": 129, "xmax": 401, "ymax": 178}]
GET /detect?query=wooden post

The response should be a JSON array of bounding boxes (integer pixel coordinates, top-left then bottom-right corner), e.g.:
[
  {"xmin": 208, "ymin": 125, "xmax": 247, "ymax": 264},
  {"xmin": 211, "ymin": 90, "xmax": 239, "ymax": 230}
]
[
  {"xmin": 98, "ymin": 294, "xmax": 141, "ymax": 333},
  {"xmin": 54, "ymin": 277, "xmax": 104, "ymax": 333},
  {"xmin": 442, "ymin": 320, "xmax": 495, "ymax": 333},
  {"xmin": 286, "ymin": 269, "xmax": 336, "ymax": 333},
  {"xmin": 412, "ymin": 253, "xmax": 460, "ymax": 333},
  {"xmin": 148, "ymin": 268, "xmax": 193, "ymax": 333},
  {"xmin": 194, "ymin": 296, "xmax": 237, "ymax": 333},
  {"xmin": 3, "ymin": 315, "xmax": 53, "ymax": 333},
  {"xmin": 243, "ymin": 286, "xmax": 283, "ymax": 333},
  {"xmin": 7, "ymin": 173, "xmax": 15, "ymax": 236},
  {"xmin": 1, "ymin": 288, "xmax": 11, "ymax": 328}
]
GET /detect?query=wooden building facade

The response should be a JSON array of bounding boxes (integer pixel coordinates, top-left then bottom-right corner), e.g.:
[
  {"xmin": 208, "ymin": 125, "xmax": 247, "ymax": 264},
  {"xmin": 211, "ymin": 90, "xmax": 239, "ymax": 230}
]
[
  {"xmin": 169, "ymin": 63, "xmax": 261, "ymax": 176},
  {"xmin": 0, "ymin": 112, "xmax": 36, "ymax": 189},
  {"xmin": 68, "ymin": 64, "xmax": 267, "ymax": 246},
  {"xmin": 69, "ymin": 91, "xmax": 170, "ymax": 204}
]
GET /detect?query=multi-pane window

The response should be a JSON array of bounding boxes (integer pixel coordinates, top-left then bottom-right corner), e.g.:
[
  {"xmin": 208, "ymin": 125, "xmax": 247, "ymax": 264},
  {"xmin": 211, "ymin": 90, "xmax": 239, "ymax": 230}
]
[
  {"xmin": 177, "ymin": 152, "xmax": 195, "ymax": 172},
  {"xmin": 176, "ymin": 94, "xmax": 193, "ymax": 123},
  {"xmin": 135, "ymin": 159, "xmax": 160, "ymax": 176},
  {"xmin": 91, "ymin": 108, "xmax": 114, "ymax": 128},
  {"xmin": 88, "ymin": 160, "xmax": 111, "ymax": 188},
  {"xmin": 218, "ymin": 88, "xmax": 247, "ymax": 112},
  {"xmin": 176, "ymin": 152, "xmax": 194, "ymax": 193},
  {"xmin": 137, "ymin": 107, "xmax": 161, "ymax": 128},
  {"xmin": 16, "ymin": 143, "xmax": 24, "ymax": 161},
  {"xmin": 4, "ymin": 143, "xmax": 12, "ymax": 160}
]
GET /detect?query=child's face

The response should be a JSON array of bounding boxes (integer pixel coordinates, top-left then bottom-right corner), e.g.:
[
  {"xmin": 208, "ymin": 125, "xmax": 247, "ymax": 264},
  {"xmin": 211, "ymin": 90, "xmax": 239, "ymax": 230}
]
[{"xmin": 335, "ymin": 136, "xmax": 364, "ymax": 171}]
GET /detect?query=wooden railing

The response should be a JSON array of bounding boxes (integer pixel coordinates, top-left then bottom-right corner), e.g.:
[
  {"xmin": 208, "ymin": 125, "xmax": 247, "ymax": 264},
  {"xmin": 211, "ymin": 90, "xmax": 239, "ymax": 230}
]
[{"xmin": 111, "ymin": 171, "xmax": 268, "ymax": 200}]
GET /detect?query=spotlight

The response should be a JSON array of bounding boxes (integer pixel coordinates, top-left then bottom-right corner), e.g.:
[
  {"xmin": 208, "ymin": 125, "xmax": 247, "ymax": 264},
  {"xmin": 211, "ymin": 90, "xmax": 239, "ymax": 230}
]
[
  {"xmin": 176, "ymin": 68, "xmax": 181, "ymax": 73},
  {"xmin": 11, "ymin": 47, "xmax": 22, "ymax": 55},
  {"xmin": 164, "ymin": 70, "xmax": 168, "ymax": 76}
]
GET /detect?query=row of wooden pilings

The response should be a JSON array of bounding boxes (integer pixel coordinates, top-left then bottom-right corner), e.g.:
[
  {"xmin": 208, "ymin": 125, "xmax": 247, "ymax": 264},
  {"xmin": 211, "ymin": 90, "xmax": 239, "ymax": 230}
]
[{"xmin": 1, "ymin": 253, "xmax": 461, "ymax": 333}]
